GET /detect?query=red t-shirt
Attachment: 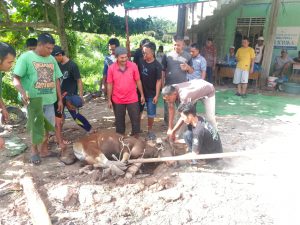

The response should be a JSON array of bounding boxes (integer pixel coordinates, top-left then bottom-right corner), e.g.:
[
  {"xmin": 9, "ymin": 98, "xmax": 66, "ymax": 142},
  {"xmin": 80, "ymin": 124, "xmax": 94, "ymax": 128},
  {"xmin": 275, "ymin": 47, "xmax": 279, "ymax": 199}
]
[{"xmin": 107, "ymin": 61, "xmax": 140, "ymax": 104}]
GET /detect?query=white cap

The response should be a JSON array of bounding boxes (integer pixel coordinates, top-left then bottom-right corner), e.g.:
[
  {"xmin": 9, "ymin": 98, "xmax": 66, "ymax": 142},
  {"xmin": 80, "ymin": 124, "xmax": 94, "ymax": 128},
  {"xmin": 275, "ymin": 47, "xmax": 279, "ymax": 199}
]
[
  {"xmin": 230, "ymin": 46, "xmax": 235, "ymax": 49},
  {"xmin": 258, "ymin": 36, "xmax": 264, "ymax": 41},
  {"xmin": 184, "ymin": 36, "xmax": 190, "ymax": 41}
]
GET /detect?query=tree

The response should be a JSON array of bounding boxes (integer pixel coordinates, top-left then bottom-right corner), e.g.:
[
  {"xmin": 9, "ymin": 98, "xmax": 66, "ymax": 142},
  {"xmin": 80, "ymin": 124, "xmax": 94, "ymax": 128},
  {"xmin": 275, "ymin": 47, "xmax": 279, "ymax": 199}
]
[{"xmin": 0, "ymin": 0, "xmax": 125, "ymax": 54}]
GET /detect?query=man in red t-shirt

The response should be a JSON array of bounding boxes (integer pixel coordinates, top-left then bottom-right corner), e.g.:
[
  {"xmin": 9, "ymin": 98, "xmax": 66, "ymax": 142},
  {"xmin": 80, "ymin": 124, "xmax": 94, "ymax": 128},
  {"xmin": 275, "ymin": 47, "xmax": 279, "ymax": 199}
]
[{"xmin": 107, "ymin": 47, "xmax": 145, "ymax": 136}]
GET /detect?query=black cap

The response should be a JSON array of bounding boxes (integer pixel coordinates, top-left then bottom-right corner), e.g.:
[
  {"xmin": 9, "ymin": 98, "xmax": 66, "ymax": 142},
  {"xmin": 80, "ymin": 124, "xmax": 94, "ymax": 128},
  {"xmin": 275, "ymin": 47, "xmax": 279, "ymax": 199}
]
[{"xmin": 51, "ymin": 45, "xmax": 64, "ymax": 56}]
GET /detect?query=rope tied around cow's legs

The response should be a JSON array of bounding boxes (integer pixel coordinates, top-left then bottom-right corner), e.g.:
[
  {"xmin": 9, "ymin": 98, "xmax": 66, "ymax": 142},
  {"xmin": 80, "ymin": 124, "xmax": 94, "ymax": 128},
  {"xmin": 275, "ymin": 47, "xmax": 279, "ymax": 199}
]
[{"xmin": 118, "ymin": 137, "xmax": 132, "ymax": 161}]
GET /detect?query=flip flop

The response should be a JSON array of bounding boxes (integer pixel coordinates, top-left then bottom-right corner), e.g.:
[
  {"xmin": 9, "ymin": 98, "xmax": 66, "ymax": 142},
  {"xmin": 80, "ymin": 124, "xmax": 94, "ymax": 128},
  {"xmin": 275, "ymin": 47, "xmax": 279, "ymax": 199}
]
[
  {"xmin": 40, "ymin": 151, "xmax": 58, "ymax": 158},
  {"xmin": 29, "ymin": 154, "xmax": 41, "ymax": 165}
]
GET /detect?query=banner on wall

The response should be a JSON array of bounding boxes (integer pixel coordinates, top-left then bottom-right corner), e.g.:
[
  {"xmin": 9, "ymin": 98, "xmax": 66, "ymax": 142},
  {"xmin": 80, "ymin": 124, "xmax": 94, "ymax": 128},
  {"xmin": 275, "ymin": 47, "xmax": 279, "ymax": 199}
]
[{"xmin": 274, "ymin": 27, "xmax": 300, "ymax": 50}]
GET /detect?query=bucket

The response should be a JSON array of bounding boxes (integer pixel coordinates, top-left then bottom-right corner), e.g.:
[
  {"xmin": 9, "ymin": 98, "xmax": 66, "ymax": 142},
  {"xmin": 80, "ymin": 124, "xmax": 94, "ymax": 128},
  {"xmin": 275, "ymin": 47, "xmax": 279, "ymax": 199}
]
[
  {"xmin": 282, "ymin": 82, "xmax": 300, "ymax": 94},
  {"xmin": 267, "ymin": 76, "xmax": 278, "ymax": 88}
]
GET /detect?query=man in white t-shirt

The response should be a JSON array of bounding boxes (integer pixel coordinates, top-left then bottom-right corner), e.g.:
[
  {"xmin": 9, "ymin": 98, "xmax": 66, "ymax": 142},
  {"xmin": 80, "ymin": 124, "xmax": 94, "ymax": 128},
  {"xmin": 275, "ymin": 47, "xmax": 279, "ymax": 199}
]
[
  {"xmin": 162, "ymin": 79, "xmax": 217, "ymax": 140},
  {"xmin": 254, "ymin": 36, "xmax": 265, "ymax": 71}
]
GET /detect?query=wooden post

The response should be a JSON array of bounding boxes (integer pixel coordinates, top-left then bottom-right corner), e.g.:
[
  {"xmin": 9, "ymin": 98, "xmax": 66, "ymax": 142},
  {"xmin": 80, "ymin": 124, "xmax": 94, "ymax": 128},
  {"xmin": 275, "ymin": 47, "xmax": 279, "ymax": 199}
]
[
  {"xmin": 177, "ymin": 4, "xmax": 186, "ymax": 37},
  {"xmin": 260, "ymin": 0, "xmax": 281, "ymax": 87},
  {"xmin": 201, "ymin": 2, "xmax": 204, "ymax": 20},
  {"xmin": 20, "ymin": 176, "xmax": 52, "ymax": 225},
  {"xmin": 125, "ymin": 9, "xmax": 131, "ymax": 59}
]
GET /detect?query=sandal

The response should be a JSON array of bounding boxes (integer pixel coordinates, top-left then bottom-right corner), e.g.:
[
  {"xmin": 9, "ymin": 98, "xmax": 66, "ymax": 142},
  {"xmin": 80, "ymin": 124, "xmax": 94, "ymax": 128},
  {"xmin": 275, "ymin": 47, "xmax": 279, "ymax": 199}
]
[{"xmin": 29, "ymin": 154, "xmax": 41, "ymax": 165}]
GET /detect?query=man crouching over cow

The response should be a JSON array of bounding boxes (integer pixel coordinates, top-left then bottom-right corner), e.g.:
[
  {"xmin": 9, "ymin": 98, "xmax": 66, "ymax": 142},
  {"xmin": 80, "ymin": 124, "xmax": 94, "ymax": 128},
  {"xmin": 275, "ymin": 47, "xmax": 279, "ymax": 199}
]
[{"xmin": 177, "ymin": 102, "xmax": 222, "ymax": 164}]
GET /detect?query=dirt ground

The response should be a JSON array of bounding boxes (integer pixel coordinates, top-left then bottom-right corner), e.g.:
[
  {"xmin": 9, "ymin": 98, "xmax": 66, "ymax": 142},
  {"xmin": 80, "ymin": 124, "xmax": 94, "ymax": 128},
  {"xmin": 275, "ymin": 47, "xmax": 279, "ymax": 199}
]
[{"xmin": 0, "ymin": 88, "xmax": 300, "ymax": 225}]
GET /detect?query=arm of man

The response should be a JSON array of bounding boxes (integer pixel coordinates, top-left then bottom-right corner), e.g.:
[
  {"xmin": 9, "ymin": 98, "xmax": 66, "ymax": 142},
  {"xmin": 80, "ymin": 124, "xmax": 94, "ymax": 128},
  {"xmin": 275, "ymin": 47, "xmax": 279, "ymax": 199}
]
[
  {"xmin": 201, "ymin": 70, "xmax": 207, "ymax": 80},
  {"xmin": 201, "ymin": 58, "xmax": 207, "ymax": 79},
  {"xmin": 168, "ymin": 102, "xmax": 175, "ymax": 132},
  {"xmin": 77, "ymin": 78, "xmax": 84, "ymax": 101},
  {"xmin": 107, "ymin": 83, "xmax": 113, "ymax": 108},
  {"xmin": 168, "ymin": 118, "xmax": 184, "ymax": 140},
  {"xmin": 249, "ymin": 48, "xmax": 255, "ymax": 74},
  {"xmin": 136, "ymin": 80, "xmax": 145, "ymax": 105},
  {"xmin": 0, "ymin": 99, "xmax": 9, "ymax": 122},
  {"xmin": 250, "ymin": 58, "xmax": 255, "ymax": 74},
  {"xmin": 55, "ymin": 79, "xmax": 63, "ymax": 113},
  {"xmin": 161, "ymin": 71, "xmax": 165, "ymax": 88},
  {"xmin": 213, "ymin": 47, "xmax": 217, "ymax": 70},
  {"xmin": 153, "ymin": 79, "xmax": 161, "ymax": 104},
  {"xmin": 13, "ymin": 75, "xmax": 29, "ymax": 105},
  {"xmin": 153, "ymin": 63, "xmax": 162, "ymax": 104},
  {"xmin": 184, "ymin": 63, "xmax": 194, "ymax": 74},
  {"xmin": 106, "ymin": 66, "xmax": 114, "ymax": 108}
]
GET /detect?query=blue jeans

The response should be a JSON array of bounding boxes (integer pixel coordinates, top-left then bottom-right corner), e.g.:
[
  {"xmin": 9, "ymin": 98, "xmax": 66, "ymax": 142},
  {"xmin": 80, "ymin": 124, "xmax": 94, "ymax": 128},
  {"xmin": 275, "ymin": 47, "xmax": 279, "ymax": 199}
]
[
  {"xmin": 140, "ymin": 98, "xmax": 157, "ymax": 118},
  {"xmin": 206, "ymin": 66, "xmax": 213, "ymax": 83},
  {"xmin": 183, "ymin": 125, "xmax": 193, "ymax": 152}
]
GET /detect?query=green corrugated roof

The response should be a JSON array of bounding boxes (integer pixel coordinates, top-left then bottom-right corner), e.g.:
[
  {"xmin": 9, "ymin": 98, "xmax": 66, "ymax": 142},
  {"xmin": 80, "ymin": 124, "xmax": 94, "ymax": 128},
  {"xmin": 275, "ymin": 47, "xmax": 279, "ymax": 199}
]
[{"xmin": 124, "ymin": 0, "xmax": 208, "ymax": 10}]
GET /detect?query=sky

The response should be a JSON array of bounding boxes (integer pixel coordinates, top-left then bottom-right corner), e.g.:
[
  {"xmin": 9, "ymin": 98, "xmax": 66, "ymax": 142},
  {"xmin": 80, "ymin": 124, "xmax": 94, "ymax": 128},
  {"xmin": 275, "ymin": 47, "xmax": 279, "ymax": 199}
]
[{"xmin": 107, "ymin": 1, "xmax": 218, "ymax": 23}]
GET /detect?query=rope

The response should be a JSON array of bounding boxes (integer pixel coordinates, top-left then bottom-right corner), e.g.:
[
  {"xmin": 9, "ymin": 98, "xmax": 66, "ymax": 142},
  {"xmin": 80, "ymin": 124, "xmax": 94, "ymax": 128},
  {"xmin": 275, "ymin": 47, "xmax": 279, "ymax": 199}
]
[{"xmin": 118, "ymin": 137, "xmax": 132, "ymax": 161}]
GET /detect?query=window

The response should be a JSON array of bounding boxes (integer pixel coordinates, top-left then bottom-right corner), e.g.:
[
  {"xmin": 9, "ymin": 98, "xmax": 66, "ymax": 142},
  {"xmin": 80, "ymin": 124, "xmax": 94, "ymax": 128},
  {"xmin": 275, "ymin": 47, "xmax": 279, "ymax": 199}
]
[{"xmin": 234, "ymin": 17, "xmax": 266, "ymax": 48}]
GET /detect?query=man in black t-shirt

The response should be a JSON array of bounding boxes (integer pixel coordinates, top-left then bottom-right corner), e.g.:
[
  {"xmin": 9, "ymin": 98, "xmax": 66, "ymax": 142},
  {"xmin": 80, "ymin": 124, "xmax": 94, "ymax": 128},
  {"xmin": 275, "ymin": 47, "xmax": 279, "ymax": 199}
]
[
  {"xmin": 52, "ymin": 46, "xmax": 92, "ymax": 149},
  {"xmin": 177, "ymin": 103, "xmax": 222, "ymax": 158},
  {"xmin": 137, "ymin": 42, "xmax": 162, "ymax": 140}
]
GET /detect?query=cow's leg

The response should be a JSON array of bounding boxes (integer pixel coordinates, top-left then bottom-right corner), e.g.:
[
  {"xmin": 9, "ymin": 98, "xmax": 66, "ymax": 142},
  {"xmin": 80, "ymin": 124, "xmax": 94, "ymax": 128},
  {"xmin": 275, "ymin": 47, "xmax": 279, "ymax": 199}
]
[
  {"xmin": 125, "ymin": 162, "xmax": 142, "ymax": 179},
  {"xmin": 92, "ymin": 153, "xmax": 109, "ymax": 168}
]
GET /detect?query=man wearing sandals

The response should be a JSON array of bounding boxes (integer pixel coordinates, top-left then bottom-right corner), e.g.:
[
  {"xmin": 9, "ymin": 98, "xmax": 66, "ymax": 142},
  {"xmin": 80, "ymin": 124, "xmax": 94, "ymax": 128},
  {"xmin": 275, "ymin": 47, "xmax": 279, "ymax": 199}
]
[
  {"xmin": 51, "ymin": 45, "xmax": 91, "ymax": 152},
  {"xmin": 137, "ymin": 42, "xmax": 162, "ymax": 140},
  {"xmin": 0, "ymin": 42, "xmax": 16, "ymax": 149},
  {"xmin": 13, "ymin": 33, "xmax": 63, "ymax": 164}
]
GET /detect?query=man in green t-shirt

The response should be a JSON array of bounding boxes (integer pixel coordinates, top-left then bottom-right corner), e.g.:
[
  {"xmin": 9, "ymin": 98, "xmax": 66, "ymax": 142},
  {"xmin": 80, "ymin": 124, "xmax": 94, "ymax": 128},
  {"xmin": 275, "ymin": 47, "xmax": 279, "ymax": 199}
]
[
  {"xmin": 13, "ymin": 33, "xmax": 63, "ymax": 164},
  {"xmin": 0, "ymin": 42, "xmax": 16, "ymax": 149}
]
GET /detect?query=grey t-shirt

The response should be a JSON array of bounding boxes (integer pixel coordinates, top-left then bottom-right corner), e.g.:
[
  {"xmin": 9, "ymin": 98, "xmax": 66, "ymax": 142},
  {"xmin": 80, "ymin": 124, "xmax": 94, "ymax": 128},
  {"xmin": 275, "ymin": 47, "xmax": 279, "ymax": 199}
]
[
  {"xmin": 162, "ymin": 51, "xmax": 192, "ymax": 85},
  {"xmin": 274, "ymin": 56, "xmax": 294, "ymax": 71},
  {"xmin": 173, "ymin": 79, "xmax": 215, "ymax": 104}
]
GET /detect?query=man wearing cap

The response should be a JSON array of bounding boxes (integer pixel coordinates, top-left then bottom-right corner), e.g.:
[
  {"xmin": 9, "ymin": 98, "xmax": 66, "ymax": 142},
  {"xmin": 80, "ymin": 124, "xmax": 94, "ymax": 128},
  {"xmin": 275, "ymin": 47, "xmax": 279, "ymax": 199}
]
[
  {"xmin": 224, "ymin": 46, "xmax": 236, "ymax": 66},
  {"xmin": 13, "ymin": 33, "xmax": 63, "ymax": 164},
  {"xmin": 273, "ymin": 49, "xmax": 295, "ymax": 77},
  {"xmin": 254, "ymin": 37, "xmax": 265, "ymax": 71},
  {"xmin": 107, "ymin": 47, "xmax": 145, "ymax": 137},
  {"xmin": 52, "ymin": 45, "xmax": 92, "ymax": 150}
]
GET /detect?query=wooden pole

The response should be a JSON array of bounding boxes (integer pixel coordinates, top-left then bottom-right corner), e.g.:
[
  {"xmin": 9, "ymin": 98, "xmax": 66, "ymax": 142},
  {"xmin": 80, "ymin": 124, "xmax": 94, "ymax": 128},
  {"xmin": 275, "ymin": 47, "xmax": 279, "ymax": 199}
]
[
  {"xmin": 125, "ymin": 9, "xmax": 131, "ymax": 59},
  {"xmin": 20, "ymin": 176, "xmax": 52, "ymax": 225},
  {"xmin": 128, "ymin": 151, "xmax": 251, "ymax": 164},
  {"xmin": 177, "ymin": 4, "xmax": 186, "ymax": 37},
  {"xmin": 260, "ymin": 0, "xmax": 281, "ymax": 87}
]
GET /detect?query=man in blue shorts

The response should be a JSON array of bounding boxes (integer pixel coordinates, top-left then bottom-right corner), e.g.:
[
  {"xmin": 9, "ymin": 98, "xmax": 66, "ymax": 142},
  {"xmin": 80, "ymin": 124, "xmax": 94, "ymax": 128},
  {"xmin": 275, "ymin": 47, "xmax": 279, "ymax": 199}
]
[{"xmin": 138, "ymin": 42, "xmax": 162, "ymax": 140}]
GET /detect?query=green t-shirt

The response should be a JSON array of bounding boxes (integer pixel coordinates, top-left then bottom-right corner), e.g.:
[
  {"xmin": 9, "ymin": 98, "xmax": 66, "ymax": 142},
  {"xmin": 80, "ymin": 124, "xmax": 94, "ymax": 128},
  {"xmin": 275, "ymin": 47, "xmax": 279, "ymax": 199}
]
[{"xmin": 13, "ymin": 51, "xmax": 62, "ymax": 105}]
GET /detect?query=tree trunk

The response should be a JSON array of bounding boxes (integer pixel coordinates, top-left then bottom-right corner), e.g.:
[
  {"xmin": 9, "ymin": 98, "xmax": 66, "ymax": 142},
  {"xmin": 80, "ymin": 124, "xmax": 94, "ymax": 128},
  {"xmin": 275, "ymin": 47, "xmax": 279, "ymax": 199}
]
[
  {"xmin": 260, "ymin": 0, "xmax": 281, "ymax": 87},
  {"xmin": 55, "ymin": 0, "xmax": 69, "ymax": 55}
]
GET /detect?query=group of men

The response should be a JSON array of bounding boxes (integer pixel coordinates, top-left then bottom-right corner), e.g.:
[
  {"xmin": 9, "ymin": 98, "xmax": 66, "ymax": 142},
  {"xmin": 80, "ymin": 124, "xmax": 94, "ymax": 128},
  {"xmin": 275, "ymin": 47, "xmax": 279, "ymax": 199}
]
[
  {"xmin": 102, "ymin": 35, "xmax": 223, "ymax": 163},
  {"xmin": 1, "ymin": 33, "xmax": 224, "ymax": 165}
]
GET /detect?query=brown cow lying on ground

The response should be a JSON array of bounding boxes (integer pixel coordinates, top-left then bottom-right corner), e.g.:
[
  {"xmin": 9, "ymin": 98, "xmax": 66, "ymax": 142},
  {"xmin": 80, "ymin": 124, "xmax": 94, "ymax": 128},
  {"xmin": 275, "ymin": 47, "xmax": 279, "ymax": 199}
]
[{"xmin": 73, "ymin": 131, "xmax": 174, "ymax": 178}]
